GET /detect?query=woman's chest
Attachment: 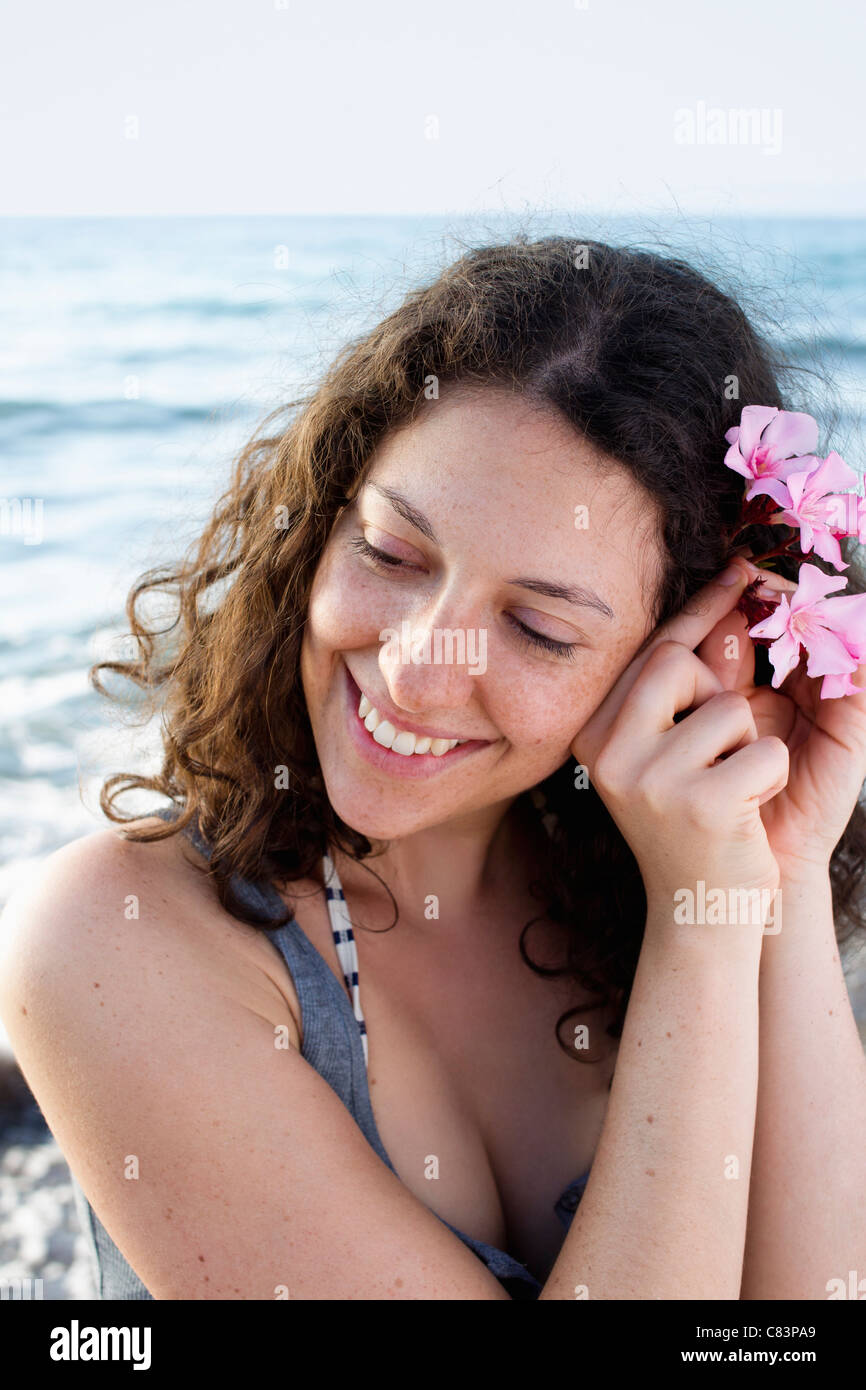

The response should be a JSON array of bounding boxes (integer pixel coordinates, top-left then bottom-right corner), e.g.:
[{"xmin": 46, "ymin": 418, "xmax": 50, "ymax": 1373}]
[{"xmin": 279, "ymin": 876, "xmax": 618, "ymax": 1282}]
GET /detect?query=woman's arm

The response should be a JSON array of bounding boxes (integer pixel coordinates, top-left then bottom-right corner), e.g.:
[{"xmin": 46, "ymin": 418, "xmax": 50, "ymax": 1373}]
[
  {"xmin": 540, "ymin": 902, "xmax": 764, "ymax": 1300},
  {"xmin": 740, "ymin": 863, "xmax": 866, "ymax": 1300},
  {"xmin": 543, "ymin": 561, "xmax": 788, "ymax": 1298}
]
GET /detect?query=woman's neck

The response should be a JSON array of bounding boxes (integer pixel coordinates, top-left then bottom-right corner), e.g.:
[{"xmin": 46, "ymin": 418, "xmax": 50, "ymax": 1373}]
[{"xmin": 329, "ymin": 789, "xmax": 547, "ymax": 930}]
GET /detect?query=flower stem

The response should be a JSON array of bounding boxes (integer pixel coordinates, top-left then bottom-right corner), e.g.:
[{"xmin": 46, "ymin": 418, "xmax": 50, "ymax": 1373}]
[{"xmin": 746, "ymin": 539, "xmax": 803, "ymax": 567}]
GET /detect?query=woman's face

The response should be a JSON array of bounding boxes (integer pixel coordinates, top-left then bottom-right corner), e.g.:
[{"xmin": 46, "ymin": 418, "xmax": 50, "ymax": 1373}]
[{"xmin": 300, "ymin": 386, "xmax": 666, "ymax": 842}]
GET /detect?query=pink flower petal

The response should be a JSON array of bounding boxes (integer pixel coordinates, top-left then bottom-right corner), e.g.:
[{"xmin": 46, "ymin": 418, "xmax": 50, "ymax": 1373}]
[
  {"xmin": 802, "ymin": 450, "xmax": 860, "ymax": 499},
  {"xmin": 815, "ymin": 593, "xmax": 866, "ymax": 655},
  {"xmin": 766, "ymin": 629, "xmax": 802, "ymax": 687},
  {"xmin": 760, "ymin": 409, "xmax": 819, "ymax": 459},
  {"xmin": 749, "ymin": 592, "xmax": 792, "ymax": 641},
  {"xmin": 738, "ymin": 405, "xmax": 780, "ymax": 459},
  {"xmin": 819, "ymin": 493, "xmax": 861, "ymax": 537},
  {"xmin": 791, "ymin": 515, "xmax": 816, "ymax": 553},
  {"xmin": 789, "ymin": 563, "xmax": 848, "ymax": 611},
  {"xmin": 802, "ymin": 624, "xmax": 860, "ymax": 677},
  {"xmin": 724, "ymin": 440, "xmax": 752, "ymax": 480},
  {"xmin": 772, "ymin": 453, "xmax": 823, "ymax": 482},
  {"xmin": 821, "ymin": 671, "xmax": 866, "ymax": 699},
  {"xmin": 745, "ymin": 476, "xmax": 793, "ymax": 506},
  {"xmin": 810, "ymin": 528, "xmax": 848, "ymax": 570}
]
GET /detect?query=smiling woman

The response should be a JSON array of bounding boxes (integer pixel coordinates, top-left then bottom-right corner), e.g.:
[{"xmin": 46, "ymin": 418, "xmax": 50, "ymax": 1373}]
[
  {"xmin": 299, "ymin": 384, "xmax": 663, "ymax": 838},
  {"xmin": 1, "ymin": 233, "xmax": 865, "ymax": 1302}
]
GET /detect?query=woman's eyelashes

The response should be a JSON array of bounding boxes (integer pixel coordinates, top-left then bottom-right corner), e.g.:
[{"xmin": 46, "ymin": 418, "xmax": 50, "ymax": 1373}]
[
  {"xmin": 506, "ymin": 615, "xmax": 580, "ymax": 661},
  {"xmin": 348, "ymin": 534, "xmax": 410, "ymax": 570},
  {"xmin": 345, "ymin": 533, "xmax": 581, "ymax": 662}
]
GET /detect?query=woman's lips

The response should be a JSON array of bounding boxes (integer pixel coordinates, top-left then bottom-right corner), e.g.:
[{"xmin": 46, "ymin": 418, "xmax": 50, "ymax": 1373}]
[{"xmin": 342, "ymin": 662, "xmax": 492, "ymax": 778}]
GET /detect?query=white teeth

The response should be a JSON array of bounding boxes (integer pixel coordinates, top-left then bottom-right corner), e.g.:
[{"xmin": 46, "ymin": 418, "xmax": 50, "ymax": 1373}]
[
  {"xmin": 392, "ymin": 730, "xmax": 420, "ymax": 756},
  {"xmin": 355, "ymin": 690, "xmax": 466, "ymax": 756},
  {"xmin": 371, "ymin": 719, "xmax": 398, "ymax": 748}
]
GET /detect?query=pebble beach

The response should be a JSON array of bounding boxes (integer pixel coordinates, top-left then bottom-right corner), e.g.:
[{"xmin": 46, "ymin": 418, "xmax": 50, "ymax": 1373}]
[{"xmin": 0, "ymin": 1061, "xmax": 94, "ymax": 1300}]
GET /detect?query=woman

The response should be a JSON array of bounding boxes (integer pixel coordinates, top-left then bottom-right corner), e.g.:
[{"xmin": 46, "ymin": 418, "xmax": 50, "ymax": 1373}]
[{"xmin": 1, "ymin": 234, "xmax": 865, "ymax": 1300}]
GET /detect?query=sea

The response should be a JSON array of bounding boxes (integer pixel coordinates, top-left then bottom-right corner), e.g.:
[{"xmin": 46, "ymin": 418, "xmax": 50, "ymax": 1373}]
[{"xmin": 1, "ymin": 212, "xmax": 865, "ymax": 1027}]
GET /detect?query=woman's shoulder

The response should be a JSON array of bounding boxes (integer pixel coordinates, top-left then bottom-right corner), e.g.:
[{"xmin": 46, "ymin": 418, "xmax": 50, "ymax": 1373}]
[
  {"xmin": 0, "ymin": 817, "xmax": 301, "ymax": 1052},
  {"xmin": 0, "ymin": 814, "xmax": 256, "ymax": 957}
]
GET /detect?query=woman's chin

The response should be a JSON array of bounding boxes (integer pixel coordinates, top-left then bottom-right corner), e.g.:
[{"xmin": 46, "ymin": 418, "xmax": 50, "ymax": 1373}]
[
  {"xmin": 320, "ymin": 781, "xmax": 414, "ymax": 843},
  {"xmin": 331, "ymin": 807, "xmax": 412, "ymax": 843}
]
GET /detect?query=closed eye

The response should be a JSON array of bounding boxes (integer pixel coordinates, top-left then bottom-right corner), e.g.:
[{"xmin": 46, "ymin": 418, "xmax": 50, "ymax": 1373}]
[
  {"xmin": 504, "ymin": 613, "xmax": 580, "ymax": 660},
  {"xmin": 349, "ymin": 536, "xmax": 409, "ymax": 569},
  {"xmin": 347, "ymin": 534, "xmax": 581, "ymax": 662}
]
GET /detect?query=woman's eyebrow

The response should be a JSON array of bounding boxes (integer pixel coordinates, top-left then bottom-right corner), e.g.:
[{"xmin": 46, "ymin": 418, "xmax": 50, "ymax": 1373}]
[
  {"xmin": 362, "ymin": 481, "xmax": 616, "ymax": 621},
  {"xmin": 510, "ymin": 576, "xmax": 615, "ymax": 621},
  {"xmin": 365, "ymin": 481, "xmax": 439, "ymax": 543}
]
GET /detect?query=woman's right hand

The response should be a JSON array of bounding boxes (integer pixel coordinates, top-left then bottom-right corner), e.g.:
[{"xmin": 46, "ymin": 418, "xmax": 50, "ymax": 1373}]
[{"xmin": 570, "ymin": 560, "xmax": 790, "ymax": 911}]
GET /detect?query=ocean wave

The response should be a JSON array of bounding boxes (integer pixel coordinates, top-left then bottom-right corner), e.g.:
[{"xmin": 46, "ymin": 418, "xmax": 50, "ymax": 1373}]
[
  {"xmin": 0, "ymin": 397, "xmax": 254, "ymax": 436},
  {"xmin": 81, "ymin": 296, "xmax": 307, "ymax": 320},
  {"xmin": 776, "ymin": 336, "xmax": 866, "ymax": 360}
]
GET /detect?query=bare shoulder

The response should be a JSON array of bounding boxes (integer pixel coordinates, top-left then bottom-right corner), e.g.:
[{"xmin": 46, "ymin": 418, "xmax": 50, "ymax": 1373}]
[
  {"xmin": 0, "ymin": 818, "xmax": 508, "ymax": 1298},
  {"xmin": 0, "ymin": 816, "xmax": 300, "ymax": 1048}
]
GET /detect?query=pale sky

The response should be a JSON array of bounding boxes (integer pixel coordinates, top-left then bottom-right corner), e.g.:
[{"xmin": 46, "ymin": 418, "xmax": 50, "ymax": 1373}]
[{"xmin": 1, "ymin": 0, "xmax": 864, "ymax": 217}]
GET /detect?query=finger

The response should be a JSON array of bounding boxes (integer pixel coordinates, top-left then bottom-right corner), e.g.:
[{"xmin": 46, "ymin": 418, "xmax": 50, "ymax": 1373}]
[
  {"xmin": 649, "ymin": 558, "xmax": 754, "ymax": 657},
  {"xmin": 695, "ymin": 606, "xmax": 755, "ymax": 694},
  {"xmin": 666, "ymin": 689, "xmax": 759, "ymax": 767},
  {"xmin": 734, "ymin": 550, "xmax": 800, "ymax": 600},
  {"xmin": 706, "ymin": 734, "xmax": 790, "ymax": 808},
  {"xmin": 602, "ymin": 642, "xmax": 725, "ymax": 750},
  {"xmin": 695, "ymin": 558, "xmax": 800, "ymax": 694},
  {"xmin": 572, "ymin": 561, "xmax": 752, "ymax": 761}
]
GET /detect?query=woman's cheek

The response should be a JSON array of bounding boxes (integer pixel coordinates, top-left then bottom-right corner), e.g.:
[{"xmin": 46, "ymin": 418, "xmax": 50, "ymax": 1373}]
[
  {"xmin": 307, "ymin": 555, "xmax": 382, "ymax": 649},
  {"xmin": 490, "ymin": 665, "xmax": 599, "ymax": 750}
]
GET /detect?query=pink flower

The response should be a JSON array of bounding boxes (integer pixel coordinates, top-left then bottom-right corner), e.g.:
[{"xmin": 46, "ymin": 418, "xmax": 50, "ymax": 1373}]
[
  {"xmin": 748, "ymin": 562, "xmax": 866, "ymax": 699},
  {"xmin": 745, "ymin": 452, "xmax": 860, "ymax": 571},
  {"xmin": 819, "ymin": 490, "xmax": 863, "ymax": 541},
  {"xmin": 724, "ymin": 405, "xmax": 820, "ymax": 498}
]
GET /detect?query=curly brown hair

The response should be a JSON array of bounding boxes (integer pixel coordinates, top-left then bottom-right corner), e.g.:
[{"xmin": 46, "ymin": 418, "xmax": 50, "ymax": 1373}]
[{"xmin": 91, "ymin": 231, "xmax": 866, "ymax": 1061}]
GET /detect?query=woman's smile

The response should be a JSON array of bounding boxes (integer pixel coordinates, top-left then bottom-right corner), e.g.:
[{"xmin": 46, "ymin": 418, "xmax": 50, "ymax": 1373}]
[{"xmin": 343, "ymin": 661, "xmax": 496, "ymax": 779}]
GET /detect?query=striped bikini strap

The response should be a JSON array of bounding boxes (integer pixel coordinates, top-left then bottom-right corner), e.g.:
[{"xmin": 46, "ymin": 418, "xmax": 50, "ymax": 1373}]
[{"xmin": 322, "ymin": 850, "xmax": 369, "ymax": 1067}]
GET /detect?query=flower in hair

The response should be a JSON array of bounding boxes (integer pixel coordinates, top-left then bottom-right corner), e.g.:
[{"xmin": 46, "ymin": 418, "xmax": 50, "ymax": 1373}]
[
  {"xmin": 724, "ymin": 404, "xmax": 820, "ymax": 498},
  {"xmin": 724, "ymin": 405, "xmax": 866, "ymax": 698},
  {"xmin": 747, "ymin": 563, "xmax": 866, "ymax": 700},
  {"xmin": 745, "ymin": 450, "xmax": 859, "ymax": 571}
]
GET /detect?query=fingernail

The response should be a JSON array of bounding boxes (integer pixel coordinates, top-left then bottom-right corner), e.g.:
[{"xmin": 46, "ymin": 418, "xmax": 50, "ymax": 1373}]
[{"xmin": 718, "ymin": 564, "xmax": 744, "ymax": 586}]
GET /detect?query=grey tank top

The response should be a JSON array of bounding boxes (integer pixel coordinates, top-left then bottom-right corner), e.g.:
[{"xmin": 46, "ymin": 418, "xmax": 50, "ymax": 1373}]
[{"xmin": 71, "ymin": 806, "xmax": 590, "ymax": 1301}]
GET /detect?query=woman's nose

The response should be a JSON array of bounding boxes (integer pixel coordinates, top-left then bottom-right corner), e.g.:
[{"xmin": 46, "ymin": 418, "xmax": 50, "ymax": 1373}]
[{"xmin": 377, "ymin": 613, "xmax": 487, "ymax": 713}]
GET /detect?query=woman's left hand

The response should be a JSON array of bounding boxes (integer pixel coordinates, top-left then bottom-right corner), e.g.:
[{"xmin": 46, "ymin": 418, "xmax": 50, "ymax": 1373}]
[{"xmin": 694, "ymin": 558, "xmax": 866, "ymax": 878}]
